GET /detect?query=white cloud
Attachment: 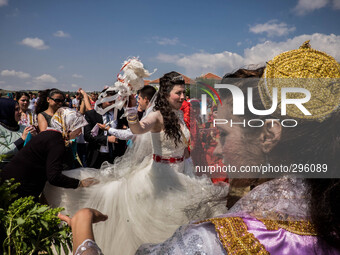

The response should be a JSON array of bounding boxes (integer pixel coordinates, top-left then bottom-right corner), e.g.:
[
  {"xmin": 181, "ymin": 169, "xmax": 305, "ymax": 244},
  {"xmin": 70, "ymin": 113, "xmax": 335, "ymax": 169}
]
[
  {"xmin": 53, "ymin": 30, "xmax": 70, "ymax": 38},
  {"xmin": 294, "ymin": 0, "xmax": 329, "ymax": 15},
  {"xmin": 58, "ymin": 65, "xmax": 64, "ymax": 69},
  {"xmin": 72, "ymin": 74, "xmax": 83, "ymax": 78},
  {"xmin": 157, "ymin": 51, "xmax": 244, "ymax": 78},
  {"xmin": 34, "ymin": 74, "xmax": 57, "ymax": 83},
  {"xmin": 249, "ymin": 20, "xmax": 296, "ymax": 37},
  {"xmin": 20, "ymin": 37, "xmax": 49, "ymax": 50},
  {"xmin": 243, "ymin": 33, "xmax": 340, "ymax": 65},
  {"xmin": 71, "ymin": 84, "xmax": 78, "ymax": 88},
  {"xmin": 156, "ymin": 33, "xmax": 340, "ymax": 78},
  {"xmin": 0, "ymin": 0, "xmax": 8, "ymax": 7},
  {"xmin": 156, "ymin": 53, "xmax": 182, "ymax": 63},
  {"xmin": 294, "ymin": 0, "xmax": 340, "ymax": 13},
  {"xmin": 333, "ymin": 0, "xmax": 340, "ymax": 9},
  {"xmin": 1, "ymin": 69, "xmax": 31, "ymax": 79},
  {"xmin": 0, "ymin": 81, "xmax": 5, "ymax": 84},
  {"xmin": 237, "ymin": 42, "xmax": 242, "ymax": 46},
  {"xmin": 153, "ymin": 36, "xmax": 179, "ymax": 46}
]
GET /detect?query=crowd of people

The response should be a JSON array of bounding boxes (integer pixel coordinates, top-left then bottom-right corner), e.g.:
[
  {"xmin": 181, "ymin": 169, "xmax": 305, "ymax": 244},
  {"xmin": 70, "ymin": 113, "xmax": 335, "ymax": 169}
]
[
  {"xmin": 0, "ymin": 41, "xmax": 339, "ymax": 254},
  {"xmin": 0, "ymin": 84, "xmax": 219, "ymax": 174}
]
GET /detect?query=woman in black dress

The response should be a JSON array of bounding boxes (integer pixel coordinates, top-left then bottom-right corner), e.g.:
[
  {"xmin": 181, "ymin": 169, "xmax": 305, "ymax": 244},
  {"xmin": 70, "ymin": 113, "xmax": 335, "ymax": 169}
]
[{"xmin": 0, "ymin": 107, "xmax": 98, "ymax": 200}]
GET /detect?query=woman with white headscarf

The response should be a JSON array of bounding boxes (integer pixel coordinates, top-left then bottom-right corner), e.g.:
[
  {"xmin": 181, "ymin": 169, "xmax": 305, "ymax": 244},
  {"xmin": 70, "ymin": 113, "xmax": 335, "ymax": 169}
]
[{"xmin": 0, "ymin": 107, "xmax": 98, "ymax": 201}]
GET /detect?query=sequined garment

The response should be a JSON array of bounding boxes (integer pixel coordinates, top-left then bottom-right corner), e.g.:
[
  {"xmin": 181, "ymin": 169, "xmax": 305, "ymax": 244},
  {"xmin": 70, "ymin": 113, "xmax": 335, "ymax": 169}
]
[
  {"xmin": 75, "ymin": 239, "xmax": 103, "ymax": 255},
  {"xmin": 136, "ymin": 178, "xmax": 339, "ymax": 254}
]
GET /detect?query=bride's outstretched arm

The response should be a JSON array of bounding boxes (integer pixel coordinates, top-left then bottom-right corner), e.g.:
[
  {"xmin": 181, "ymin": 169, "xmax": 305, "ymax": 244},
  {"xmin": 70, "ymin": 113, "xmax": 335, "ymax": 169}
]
[
  {"xmin": 126, "ymin": 94, "xmax": 161, "ymax": 134},
  {"xmin": 127, "ymin": 109, "xmax": 161, "ymax": 134}
]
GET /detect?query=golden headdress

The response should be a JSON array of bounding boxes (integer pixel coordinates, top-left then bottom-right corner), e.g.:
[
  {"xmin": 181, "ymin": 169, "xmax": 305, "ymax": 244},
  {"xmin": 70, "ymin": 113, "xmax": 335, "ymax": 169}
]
[{"xmin": 259, "ymin": 40, "xmax": 340, "ymax": 121}]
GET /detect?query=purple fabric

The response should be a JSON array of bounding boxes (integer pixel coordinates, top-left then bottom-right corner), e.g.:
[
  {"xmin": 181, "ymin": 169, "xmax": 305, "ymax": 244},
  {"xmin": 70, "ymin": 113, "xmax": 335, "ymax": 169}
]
[{"xmin": 242, "ymin": 217, "xmax": 340, "ymax": 255}]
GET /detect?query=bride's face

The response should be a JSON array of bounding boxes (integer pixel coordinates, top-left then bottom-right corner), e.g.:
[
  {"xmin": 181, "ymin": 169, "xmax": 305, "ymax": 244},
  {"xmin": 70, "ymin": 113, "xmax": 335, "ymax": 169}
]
[{"xmin": 167, "ymin": 85, "xmax": 185, "ymax": 110}]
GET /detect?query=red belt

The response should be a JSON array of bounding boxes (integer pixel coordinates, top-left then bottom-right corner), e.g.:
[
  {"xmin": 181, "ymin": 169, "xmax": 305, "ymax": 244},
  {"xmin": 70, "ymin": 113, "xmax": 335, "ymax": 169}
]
[{"xmin": 153, "ymin": 154, "xmax": 184, "ymax": 164}]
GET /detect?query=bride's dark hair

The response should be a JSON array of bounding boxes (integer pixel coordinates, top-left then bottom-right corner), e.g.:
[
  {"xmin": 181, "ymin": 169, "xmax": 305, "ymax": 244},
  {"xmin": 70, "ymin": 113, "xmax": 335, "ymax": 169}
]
[{"xmin": 154, "ymin": 71, "xmax": 185, "ymax": 146}]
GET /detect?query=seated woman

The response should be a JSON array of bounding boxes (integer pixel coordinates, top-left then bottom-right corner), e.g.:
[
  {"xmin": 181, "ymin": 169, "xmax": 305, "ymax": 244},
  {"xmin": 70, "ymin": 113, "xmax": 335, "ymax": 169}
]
[
  {"xmin": 0, "ymin": 107, "xmax": 98, "ymax": 200},
  {"xmin": 59, "ymin": 42, "xmax": 340, "ymax": 254},
  {"xmin": 0, "ymin": 98, "xmax": 36, "ymax": 169}
]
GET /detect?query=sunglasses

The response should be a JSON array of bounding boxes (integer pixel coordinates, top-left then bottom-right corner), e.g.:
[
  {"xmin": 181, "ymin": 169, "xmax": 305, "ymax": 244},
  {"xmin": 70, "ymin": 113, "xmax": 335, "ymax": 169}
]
[{"xmin": 50, "ymin": 98, "xmax": 64, "ymax": 103}]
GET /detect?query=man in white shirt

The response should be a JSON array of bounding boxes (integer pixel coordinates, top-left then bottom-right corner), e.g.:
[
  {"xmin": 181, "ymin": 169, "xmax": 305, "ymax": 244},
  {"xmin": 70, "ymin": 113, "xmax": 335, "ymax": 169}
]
[{"xmin": 72, "ymin": 93, "xmax": 81, "ymax": 110}]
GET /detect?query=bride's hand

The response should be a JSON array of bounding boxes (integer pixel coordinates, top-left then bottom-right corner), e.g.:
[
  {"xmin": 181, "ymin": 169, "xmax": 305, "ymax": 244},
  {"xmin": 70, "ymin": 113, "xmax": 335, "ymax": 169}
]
[{"xmin": 79, "ymin": 177, "xmax": 100, "ymax": 187}]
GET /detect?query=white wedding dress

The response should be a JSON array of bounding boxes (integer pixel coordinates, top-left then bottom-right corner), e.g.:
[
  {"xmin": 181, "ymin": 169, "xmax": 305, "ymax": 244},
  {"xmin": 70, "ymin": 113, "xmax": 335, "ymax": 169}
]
[{"xmin": 44, "ymin": 111, "xmax": 229, "ymax": 255}]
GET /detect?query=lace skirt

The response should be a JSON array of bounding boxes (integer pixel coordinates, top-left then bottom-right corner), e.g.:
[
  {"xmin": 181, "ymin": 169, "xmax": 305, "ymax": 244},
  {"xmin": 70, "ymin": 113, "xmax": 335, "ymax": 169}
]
[{"xmin": 44, "ymin": 157, "xmax": 228, "ymax": 255}]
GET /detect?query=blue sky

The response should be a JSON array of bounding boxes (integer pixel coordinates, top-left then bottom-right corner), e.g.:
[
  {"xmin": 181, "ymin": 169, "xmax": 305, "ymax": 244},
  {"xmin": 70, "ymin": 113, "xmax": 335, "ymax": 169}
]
[{"xmin": 0, "ymin": 0, "xmax": 339, "ymax": 91}]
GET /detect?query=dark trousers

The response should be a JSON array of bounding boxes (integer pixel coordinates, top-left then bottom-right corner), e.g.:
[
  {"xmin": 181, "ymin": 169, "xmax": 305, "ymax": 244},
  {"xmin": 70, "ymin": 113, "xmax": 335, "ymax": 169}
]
[
  {"xmin": 77, "ymin": 143, "xmax": 88, "ymax": 167},
  {"xmin": 88, "ymin": 152, "xmax": 115, "ymax": 169}
]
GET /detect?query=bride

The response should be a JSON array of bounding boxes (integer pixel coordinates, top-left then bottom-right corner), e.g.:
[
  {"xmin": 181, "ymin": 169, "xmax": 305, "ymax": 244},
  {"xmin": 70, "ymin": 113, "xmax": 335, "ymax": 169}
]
[{"xmin": 44, "ymin": 71, "xmax": 228, "ymax": 255}]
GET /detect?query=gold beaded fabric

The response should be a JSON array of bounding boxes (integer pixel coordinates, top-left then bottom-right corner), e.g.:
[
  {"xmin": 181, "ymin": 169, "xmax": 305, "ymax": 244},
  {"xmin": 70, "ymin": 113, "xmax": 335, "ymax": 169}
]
[
  {"xmin": 197, "ymin": 217, "xmax": 269, "ymax": 255},
  {"xmin": 259, "ymin": 219, "xmax": 316, "ymax": 236},
  {"xmin": 259, "ymin": 40, "xmax": 340, "ymax": 121},
  {"xmin": 196, "ymin": 216, "xmax": 316, "ymax": 254},
  {"xmin": 196, "ymin": 217, "xmax": 269, "ymax": 255}
]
